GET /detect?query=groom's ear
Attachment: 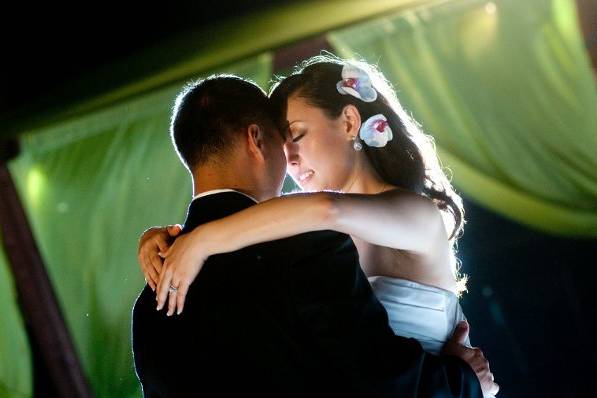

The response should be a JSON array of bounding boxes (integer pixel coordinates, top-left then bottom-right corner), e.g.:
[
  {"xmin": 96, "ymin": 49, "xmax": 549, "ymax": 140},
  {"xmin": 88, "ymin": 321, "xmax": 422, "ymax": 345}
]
[{"xmin": 246, "ymin": 123, "xmax": 266, "ymax": 159}]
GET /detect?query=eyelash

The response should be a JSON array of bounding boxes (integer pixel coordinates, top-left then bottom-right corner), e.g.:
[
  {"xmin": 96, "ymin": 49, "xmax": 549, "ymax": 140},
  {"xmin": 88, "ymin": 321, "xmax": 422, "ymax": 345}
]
[{"xmin": 292, "ymin": 133, "xmax": 306, "ymax": 143}]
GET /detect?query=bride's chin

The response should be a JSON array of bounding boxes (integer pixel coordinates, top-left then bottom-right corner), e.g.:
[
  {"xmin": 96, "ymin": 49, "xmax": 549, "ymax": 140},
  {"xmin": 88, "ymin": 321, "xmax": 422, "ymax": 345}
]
[
  {"xmin": 295, "ymin": 177, "xmax": 313, "ymax": 191},
  {"xmin": 305, "ymin": 182, "xmax": 327, "ymax": 193},
  {"xmin": 294, "ymin": 174, "xmax": 324, "ymax": 192},
  {"xmin": 297, "ymin": 181, "xmax": 314, "ymax": 192}
]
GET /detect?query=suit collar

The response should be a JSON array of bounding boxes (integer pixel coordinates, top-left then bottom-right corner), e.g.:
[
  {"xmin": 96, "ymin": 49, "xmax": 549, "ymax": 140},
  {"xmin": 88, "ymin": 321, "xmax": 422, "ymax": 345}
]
[
  {"xmin": 192, "ymin": 188, "xmax": 258, "ymax": 204},
  {"xmin": 182, "ymin": 191, "xmax": 257, "ymax": 233}
]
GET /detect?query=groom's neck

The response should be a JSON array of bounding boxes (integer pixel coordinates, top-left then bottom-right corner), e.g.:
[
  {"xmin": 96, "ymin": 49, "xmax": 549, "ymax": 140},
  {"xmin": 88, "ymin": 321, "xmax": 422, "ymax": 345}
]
[{"xmin": 191, "ymin": 163, "xmax": 262, "ymax": 202}]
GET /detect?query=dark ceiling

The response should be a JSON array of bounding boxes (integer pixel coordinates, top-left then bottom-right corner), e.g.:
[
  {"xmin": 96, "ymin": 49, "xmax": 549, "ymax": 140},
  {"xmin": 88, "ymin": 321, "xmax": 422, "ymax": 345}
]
[
  {"xmin": 4, "ymin": 0, "xmax": 594, "ymax": 128},
  {"xmin": 1, "ymin": 0, "xmax": 295, "ymax": 121}
]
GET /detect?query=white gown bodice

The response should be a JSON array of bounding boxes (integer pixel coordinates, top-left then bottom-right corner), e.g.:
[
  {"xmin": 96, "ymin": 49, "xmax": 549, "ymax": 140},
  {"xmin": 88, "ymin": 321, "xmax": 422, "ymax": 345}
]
[{"xmin": 368, "ymin": 276, "xmax": 470, "ymax": 355}]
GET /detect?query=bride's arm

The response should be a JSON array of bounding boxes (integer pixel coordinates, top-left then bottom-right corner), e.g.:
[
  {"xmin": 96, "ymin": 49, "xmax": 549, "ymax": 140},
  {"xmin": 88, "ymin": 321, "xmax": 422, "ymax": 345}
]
[
  {"xmin": 328, "ymin": 188, "xmax": 446, "ymax": 253},
  {"xmin": 190, "ymin": 189, "xmax": 444, "ymax": 258},
  {"xmin": 184, "ymin": 192, "xmax": 332, "ymax": 257},
  {"xmin": 156, "ymin": 189, "xmax": 446, "ymax": 315}
]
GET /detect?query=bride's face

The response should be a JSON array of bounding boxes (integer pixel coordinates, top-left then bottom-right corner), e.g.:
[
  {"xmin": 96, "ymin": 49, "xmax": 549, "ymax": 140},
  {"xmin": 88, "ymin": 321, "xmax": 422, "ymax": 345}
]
[{"xmin": 283, "ymin": 95, "xmax": 358, "ymax": 191}]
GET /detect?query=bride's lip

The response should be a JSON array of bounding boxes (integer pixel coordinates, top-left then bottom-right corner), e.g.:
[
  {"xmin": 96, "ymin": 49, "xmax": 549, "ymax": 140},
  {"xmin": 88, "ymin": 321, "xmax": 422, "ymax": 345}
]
[{"xmin": 298, "ymin": 170, "xmax": 314, "ymax": 184}]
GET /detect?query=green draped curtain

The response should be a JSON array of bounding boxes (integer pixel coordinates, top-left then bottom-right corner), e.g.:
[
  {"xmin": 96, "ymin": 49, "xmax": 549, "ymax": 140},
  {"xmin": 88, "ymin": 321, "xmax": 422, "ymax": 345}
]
[
  {"xmin": 329, "ymin": 0, "xmax": 597, "ymax": 237},
  {"xmin": 2, "ymin": 0, "xmax": 596, "ymax": 396},
  {"xmin": 0, "ymin": 237, "xmax": 32, "ymax": 398},
  {"xmin": 4, "ymin": 54, "xmax": 272, "ymax": 397}
]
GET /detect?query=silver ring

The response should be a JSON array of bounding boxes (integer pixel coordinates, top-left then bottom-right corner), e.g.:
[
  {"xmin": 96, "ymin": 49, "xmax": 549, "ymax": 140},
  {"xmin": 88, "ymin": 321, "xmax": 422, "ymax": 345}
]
[{"xmin": 169, "ymin": 285, "xmax": 178, "ymax": 294}]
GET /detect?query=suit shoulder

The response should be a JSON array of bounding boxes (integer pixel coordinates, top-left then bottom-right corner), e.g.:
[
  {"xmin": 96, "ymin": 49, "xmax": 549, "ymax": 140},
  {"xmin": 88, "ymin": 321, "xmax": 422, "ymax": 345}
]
[
  {"xmin": 261, "ymin": 229, "xmax": 351, "ymax": 249},
  {"xmin": 260, "ymin": 230, "xmax": 355, "ymax": 264}
]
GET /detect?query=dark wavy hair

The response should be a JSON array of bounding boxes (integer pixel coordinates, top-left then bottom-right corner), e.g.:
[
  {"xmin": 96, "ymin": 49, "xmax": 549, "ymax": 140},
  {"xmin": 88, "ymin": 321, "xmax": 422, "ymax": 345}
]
[{"xmin": 269, "ymin": 55, "xmax": 467, "ymax": 292}]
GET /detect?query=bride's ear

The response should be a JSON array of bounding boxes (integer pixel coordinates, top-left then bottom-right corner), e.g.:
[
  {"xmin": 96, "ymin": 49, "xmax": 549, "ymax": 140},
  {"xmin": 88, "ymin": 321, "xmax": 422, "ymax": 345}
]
[{"xmin": 341, "ymin": 104, "xmax": 362, "ymax": 141}]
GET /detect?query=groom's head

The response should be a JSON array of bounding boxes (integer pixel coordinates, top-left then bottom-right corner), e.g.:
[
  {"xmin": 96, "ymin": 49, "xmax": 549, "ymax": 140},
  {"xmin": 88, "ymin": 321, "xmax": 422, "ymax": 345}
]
[{"xmin": 170, "ymin": 75, "xmax": 287, "ymax": 201}]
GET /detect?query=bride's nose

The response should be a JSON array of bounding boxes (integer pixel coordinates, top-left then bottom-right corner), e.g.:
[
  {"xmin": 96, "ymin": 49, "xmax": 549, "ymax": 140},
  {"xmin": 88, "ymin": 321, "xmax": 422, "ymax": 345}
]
[{"xmin": 283, "ymin": 141, "xmax": 300, "ymax": 167}]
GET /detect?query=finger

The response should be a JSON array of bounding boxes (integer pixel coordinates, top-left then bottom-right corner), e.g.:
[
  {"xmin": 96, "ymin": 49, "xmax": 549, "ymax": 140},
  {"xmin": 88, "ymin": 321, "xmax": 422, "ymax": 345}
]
[
  {"xmin": 157, "ymin": 268, "xmax": 173, "ymax": 311},
  {"xmin": 473, "ymin": 347, "xmax": 486, "ymax": 361},
  {"xmin": 137, "ymin": 231, "xmax": 152, "ymax": 255},
  {"xmin": 156, "ymin": 261, "xmax": 164, "ymax": 288},
  {"xmin": 482, "ymin": 380, "xmax": 499, "ymax": 398},
  {"xmin": 156, "ymin": 237, "xmax": 170, "ymax": 256},
  {"xmin": 161, "ymin": 245, "xmax": 172, "ymax": 258},
  {"xmin": 481, "ymin": 371, "xmax": 494, "ymax": 385},
  {"xmin": 157, "ymin": 269, "xmax": 169, "ymax": 310},
  {"xmin": 139, "ymin": 227, "xmax": 164, "ymax": 251},
  {"xmin": 150, "ymin": 252, "xmax": 163, "ymax": 274},
  {"xmin": 167, "ymin": 224, "xmax": 182, "ymax": 237},
  {"xmin": 450, "ymin": 320, "xmax": 469, "ymax": 345},
  {"xmin": 167, "ymin": 280, "xmax": 179, "ymax": 316},
  {"xmin": 176, "ymin": 281, "xmax": 190, "ymax": 315},
  {"xmin": 146, "ymin": 260, "xmax": 159, "ymax": 282},
  {"xmin": 140, "ymin": 253, "xmax": 158, "ymax": 288},
  {"xmin": 457, "ymin": 345, "xmax": 477, "ymax": 363},
  {"xmin": 144, "ymin": 276, "xmax": 155, "ymax": 292},
  {"xmin": 138, "ymin": 250, "xmax": 150, "ymax": 271},
  {"xmin": 146, "ymin": 266, "xmax": 159, "ymax": 291},
  {"xmin": 472, "ymin": 356, "xmax": 489, "ymax": 373},
  {"xmin": 491, "ymin": 382, "xmax": 499, "ymax": 395}
]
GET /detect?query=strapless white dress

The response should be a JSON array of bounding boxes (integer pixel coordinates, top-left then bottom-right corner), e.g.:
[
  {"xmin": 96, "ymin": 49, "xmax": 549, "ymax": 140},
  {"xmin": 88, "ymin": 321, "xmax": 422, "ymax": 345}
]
[{"xmin": 368, "ymin": 276, "xmax": 470, "ymax": 355}]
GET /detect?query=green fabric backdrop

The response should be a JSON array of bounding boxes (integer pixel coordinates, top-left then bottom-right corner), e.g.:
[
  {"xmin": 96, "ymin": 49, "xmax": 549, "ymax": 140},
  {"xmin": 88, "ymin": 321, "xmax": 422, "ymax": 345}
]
[
  {"xmin": 329, "ymin": 0, "xmax": 597, "ymax": 237},
  {"xmin": 1, "ymin": 0, "xmax": 595, "ymax": 396},
  {"xmin": 0, "ymin": 231, "xmax": 32, "ymax": 398},
  {"xmin": 4, "ymin": 54, "xmax": 272, "ymax": 397}
]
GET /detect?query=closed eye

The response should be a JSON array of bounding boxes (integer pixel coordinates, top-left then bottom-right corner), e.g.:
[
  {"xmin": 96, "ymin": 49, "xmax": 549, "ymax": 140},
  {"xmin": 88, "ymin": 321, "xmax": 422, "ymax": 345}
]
[{"xmin": 292, "ymin": 133, "xmax": 306, "ymax": 143}]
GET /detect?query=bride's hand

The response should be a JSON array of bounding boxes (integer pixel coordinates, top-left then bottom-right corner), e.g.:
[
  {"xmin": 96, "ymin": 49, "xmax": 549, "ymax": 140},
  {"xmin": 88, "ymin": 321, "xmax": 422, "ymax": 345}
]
[
  {"xmin": 443, "ymin": 321, "xmax": 499, "ymax": 397},
  {"xmin": 156, "ymin": 228, "xmax": 209, "ymax": 316},
  {"xmin": 137, "ymin": 225, "xmax": 182, "ymax": 291}
]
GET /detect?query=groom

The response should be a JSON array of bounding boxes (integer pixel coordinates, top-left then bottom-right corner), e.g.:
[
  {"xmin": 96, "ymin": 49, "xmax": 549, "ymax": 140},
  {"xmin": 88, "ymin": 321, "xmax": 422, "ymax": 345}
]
[{"xmin": 132, "ymin": 75, "xmax": 489, "ymax": 397}]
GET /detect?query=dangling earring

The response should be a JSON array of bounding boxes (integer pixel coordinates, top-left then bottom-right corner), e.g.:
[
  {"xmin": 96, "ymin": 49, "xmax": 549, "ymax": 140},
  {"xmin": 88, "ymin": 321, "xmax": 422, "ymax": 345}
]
[{"xmin": 353, "ymin": 136, "xmax": 363, "ymax": 151}]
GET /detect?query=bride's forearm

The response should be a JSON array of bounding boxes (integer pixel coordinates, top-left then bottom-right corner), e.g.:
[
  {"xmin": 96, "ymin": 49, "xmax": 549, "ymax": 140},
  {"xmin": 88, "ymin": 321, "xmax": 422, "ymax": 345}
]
[{"xmin": 190, "ymin": 192, "xmax": 338, "ymax": 256}]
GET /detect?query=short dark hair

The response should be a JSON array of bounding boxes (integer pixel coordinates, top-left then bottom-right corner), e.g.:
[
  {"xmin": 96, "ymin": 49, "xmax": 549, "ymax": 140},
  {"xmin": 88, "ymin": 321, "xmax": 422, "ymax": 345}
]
[{"xmin": 170, "ymin": 74, "xmax": 275, "ymax": 171}]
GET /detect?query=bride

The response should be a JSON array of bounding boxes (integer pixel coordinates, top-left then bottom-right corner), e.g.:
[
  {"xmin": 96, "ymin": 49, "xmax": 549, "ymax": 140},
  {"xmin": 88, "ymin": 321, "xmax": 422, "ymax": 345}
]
[{"xmin": 138, "ymin": 55, "xmax": 496, "ymax": 395}]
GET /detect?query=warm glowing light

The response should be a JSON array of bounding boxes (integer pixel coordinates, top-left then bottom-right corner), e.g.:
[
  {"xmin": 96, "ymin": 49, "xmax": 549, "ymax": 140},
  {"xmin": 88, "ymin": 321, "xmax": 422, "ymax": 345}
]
[
  {"xmin": 485, "ymin": 2, "xmax": 497, "ymax": 14},
  {"xmin": 26, "ymin": 166, "xmax": 45, "ymax": 208},
  {"xmin": 461, "ymin": 2, "xmax": 499, "ymax": 60}
]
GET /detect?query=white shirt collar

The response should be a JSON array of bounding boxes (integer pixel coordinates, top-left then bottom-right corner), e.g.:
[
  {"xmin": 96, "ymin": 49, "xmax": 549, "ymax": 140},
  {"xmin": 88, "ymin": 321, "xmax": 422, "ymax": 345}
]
[{"xmin": 192, "ymin": 188, "xmax": 258, "ymax": 203}]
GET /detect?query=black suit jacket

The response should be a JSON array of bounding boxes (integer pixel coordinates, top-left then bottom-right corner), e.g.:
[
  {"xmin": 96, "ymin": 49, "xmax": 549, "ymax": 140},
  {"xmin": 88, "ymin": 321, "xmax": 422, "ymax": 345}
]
[{"xmin": 132, "ymin": 191, "xmax": 482, "ymax": 397}]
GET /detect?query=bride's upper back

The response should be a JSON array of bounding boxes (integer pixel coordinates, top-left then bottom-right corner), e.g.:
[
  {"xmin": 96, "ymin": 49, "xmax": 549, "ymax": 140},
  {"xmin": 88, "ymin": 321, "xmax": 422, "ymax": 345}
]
[{"xmin": 351, "ymin": 236, "xmax": 458, "ymax": 294}]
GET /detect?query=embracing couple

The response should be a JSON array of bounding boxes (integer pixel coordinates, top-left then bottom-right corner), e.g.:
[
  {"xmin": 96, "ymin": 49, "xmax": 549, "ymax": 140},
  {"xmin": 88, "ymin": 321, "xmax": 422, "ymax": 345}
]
[{"xmin": 131, "ymin": 55, "xmax": 499, "ymax": 397}]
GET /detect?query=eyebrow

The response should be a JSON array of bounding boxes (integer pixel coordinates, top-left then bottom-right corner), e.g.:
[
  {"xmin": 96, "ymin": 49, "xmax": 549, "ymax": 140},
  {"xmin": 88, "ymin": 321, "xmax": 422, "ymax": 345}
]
[
  {"xmin": 289, "ymin": 120, "xmax": 304, "ymax": 126},
  {"xmin": 277, "ymin": 128, "xmax": 289, "ymax": 140},
  {"xmin": 275, "ymin": 119, "xmax": 291, "ymax": 138}
]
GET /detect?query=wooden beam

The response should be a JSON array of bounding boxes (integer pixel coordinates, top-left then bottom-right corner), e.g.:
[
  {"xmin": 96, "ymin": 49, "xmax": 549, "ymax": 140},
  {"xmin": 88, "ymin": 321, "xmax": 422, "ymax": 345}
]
[{"xmin": 0, "ymin": 143, "xmax": 93, "ymax": 398}]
